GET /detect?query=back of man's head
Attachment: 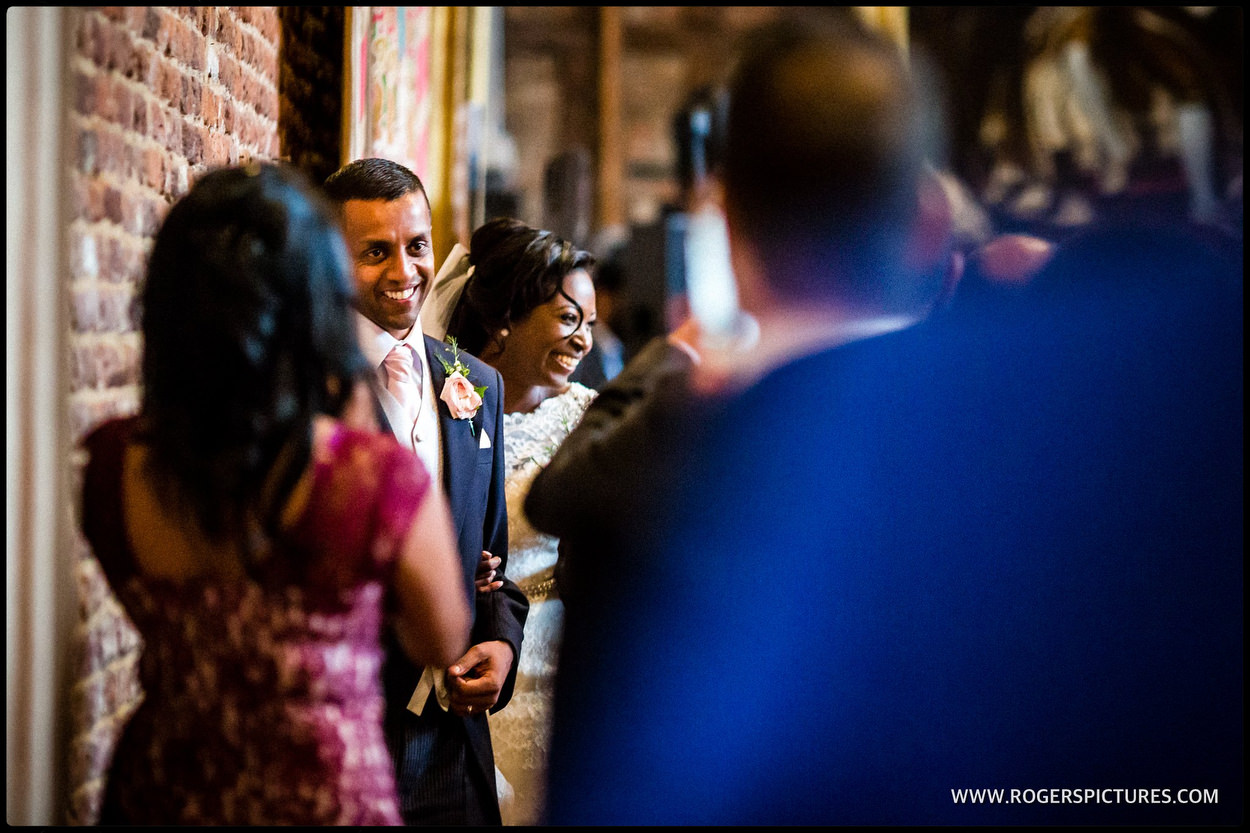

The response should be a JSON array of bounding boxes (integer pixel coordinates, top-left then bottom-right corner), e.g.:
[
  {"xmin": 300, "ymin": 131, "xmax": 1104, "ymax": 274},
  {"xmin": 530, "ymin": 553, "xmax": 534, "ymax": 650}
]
[
  {"xmin": 724, "ymin": 14, "xmax": 933, "ymax": 310},
  {"xmin": 323, "ymin": 156, "xmax": 428, "ymax": 207}
]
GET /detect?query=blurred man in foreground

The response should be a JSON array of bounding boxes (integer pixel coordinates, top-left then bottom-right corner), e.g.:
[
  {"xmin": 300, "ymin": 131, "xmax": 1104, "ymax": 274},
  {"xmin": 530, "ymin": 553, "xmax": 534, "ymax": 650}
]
[{"xmin": 527, "ymin": 12, "xmax": 1242, "ymax": 825}]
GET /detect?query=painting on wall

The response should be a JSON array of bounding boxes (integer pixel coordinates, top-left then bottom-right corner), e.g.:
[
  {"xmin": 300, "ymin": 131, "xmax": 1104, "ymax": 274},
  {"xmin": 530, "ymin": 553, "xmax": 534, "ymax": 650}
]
[
  {"xmin": 346, "ymin": 6, "xmax": 487, "ymax": 262},
  {"xmin": 346, "ymin": 7, "xmax": 435, "ymax": 184}
]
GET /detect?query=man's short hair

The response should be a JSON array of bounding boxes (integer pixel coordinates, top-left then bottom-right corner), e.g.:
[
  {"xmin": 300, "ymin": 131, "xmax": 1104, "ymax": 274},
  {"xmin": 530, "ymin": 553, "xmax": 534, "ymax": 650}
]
[
  {"xmin": 723, "ymin": 14, "xmax": 934, "ymax": 307},
  {"xmin": 323, "ymin": 156, "xmax": 429, "ymax": 207}
]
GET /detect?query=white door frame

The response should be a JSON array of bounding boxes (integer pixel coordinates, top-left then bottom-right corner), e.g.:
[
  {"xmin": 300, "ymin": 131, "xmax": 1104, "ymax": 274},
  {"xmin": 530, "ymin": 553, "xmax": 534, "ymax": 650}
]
[{"xmin": 6, "ymin": 5, "xmax": 78, "ymax": 826}]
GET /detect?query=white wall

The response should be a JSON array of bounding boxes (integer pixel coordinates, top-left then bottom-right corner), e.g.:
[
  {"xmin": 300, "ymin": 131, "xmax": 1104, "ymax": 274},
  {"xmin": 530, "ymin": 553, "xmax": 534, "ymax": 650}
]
[{"xmin": 6, "ymin": 5, "xmax": 78, "ymax": 825}]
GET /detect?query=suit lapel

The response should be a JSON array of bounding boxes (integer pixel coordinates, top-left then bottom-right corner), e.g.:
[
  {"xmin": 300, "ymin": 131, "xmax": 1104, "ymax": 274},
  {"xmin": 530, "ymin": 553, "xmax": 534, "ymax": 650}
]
[
  {"xmin": 426, "ymin": 337, "xmax": 475, "ymax": 537},
  {"xmin": 375, "ymin": 379, "xmax": 410, "ymax": 447},
  {"xmin": 365, "ymin": 375, "xmax": 394, "ymax": 436}
]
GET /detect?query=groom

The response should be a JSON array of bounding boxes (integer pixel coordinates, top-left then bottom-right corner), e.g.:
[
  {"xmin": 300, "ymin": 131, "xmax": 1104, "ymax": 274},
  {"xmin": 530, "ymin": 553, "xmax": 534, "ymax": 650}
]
[{"xmin": 324, "ymin": 157, "xmax": 527, "ymax": 825}]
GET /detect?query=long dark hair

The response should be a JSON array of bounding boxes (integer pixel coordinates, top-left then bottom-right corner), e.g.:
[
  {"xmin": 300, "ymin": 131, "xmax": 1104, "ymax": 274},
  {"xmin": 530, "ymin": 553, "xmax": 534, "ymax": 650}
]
[
  {"xmin": 446, "ymin": 217, "xmax": 596, "ymax": 357},
  {"xmin": 138, "ymin": 162, "xmax": 367, "ymax": 569}
]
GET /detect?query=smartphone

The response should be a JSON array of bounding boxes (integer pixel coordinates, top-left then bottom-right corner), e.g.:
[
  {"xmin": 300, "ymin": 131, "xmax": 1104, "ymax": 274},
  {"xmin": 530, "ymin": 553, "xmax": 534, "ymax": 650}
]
[{"xmin": 683, "ymin": 203, "xmax": 741, "ymax": 343}]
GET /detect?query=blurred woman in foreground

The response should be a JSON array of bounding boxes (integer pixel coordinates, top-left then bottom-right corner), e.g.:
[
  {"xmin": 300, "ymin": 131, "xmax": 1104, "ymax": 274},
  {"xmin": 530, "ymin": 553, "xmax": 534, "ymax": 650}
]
[{"xmin": 80, "ymin": 162, "xmax": 469, "ymax": 825}]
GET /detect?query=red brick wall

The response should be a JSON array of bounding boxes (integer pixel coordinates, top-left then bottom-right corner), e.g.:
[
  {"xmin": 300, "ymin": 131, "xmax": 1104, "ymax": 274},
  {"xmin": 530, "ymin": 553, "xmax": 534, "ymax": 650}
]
[
  {"xmin": 278, "ymin": 7, "xmax": 346, "ymax": 186},
  {"xmin": 66, "ymin": 7, "xmax": 280, "ymax": 824}
]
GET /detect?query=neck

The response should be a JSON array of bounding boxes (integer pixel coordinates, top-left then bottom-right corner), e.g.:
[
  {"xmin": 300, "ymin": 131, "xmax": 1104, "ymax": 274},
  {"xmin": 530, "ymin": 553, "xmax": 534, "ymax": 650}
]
[
  {"xmin": 759, "ymin": 303, "xmax": 917, "ymax": 360},
  {"xmin": 728, "ymin": 245, "xmax": 918, "ymax": 377},
  {"xmin": 696, "ymin": 302, "xmax": 919, "ymax": 394},
  {"xmin": 503, "ymin": 383, "xmax": 566, "ymax": 415}
]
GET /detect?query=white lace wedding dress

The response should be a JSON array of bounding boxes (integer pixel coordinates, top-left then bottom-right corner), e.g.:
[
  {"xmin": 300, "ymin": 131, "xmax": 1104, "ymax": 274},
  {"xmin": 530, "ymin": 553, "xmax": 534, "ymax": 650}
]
[{"xmin": 491, "ymin": 382, "xmax": 597, "ymax": 826}]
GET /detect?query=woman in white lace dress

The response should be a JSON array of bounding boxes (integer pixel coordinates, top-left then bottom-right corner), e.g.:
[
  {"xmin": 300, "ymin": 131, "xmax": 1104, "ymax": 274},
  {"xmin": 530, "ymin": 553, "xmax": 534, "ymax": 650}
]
[{"xmin": 438, "ymin": 218, "xmax": 598, "ymax": 825}]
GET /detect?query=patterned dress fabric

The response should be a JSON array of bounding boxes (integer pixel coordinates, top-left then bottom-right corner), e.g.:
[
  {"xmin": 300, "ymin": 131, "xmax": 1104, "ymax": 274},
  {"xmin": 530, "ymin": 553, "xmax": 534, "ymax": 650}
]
[
  {"xmin": 80, "ymin": 417, "xmax": 431, "ymax": 826},
  {"xmin": 490, "ymin": 383, "xmax": 596, "ymax": 826}
]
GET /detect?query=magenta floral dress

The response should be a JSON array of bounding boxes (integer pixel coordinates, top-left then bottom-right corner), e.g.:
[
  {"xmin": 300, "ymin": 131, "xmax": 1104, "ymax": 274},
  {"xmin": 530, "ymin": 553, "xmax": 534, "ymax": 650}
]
[{"xmin": 81, "ymin": 417, "xmax": 430, "ymax": 826}]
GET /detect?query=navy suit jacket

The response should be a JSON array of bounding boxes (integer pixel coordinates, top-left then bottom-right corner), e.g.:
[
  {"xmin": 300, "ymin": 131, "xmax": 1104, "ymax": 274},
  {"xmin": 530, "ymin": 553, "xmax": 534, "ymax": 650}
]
[
  {"xmin": 379, "ymin": 334, "xmax": 527, "ymax": 819},
  {"xmin": 529, "ymin": 225, "xmax": 1243, "ymax": 825}
]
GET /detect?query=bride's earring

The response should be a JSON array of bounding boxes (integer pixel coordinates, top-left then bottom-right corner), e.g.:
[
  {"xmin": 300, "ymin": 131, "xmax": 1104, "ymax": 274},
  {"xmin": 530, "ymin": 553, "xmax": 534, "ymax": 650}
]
[{"xmin": 497, "ymin": 328, "xmax": 509, "ymax": 350}]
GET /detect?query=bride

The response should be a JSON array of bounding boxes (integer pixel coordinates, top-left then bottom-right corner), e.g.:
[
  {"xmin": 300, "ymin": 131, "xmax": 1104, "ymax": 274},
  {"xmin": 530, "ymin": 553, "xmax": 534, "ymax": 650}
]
[{"xmin": 423, "ymin": 218, "xmax": 598, "ymax": 826}]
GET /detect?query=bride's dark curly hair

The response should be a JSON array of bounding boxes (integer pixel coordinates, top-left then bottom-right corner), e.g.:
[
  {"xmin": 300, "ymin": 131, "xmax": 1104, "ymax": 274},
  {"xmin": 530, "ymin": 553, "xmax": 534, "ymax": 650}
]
[
  {"xmin": 446, "ymin": 217, "xmax": 596, "ymax": 358},
  {"xmin": 137, "ymin": 162, "xmax": 367, "ymax": 570}
]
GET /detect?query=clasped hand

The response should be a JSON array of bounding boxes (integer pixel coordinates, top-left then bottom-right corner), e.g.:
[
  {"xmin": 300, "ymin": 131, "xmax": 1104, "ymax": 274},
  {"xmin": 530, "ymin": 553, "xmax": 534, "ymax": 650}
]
[
  {"xmin": 452, "ymin": 551, "xmax": 510, "ymax": 716},
  {"xmin": 446, "ymin": 639, "xmax": 514, "ymax": 718}
]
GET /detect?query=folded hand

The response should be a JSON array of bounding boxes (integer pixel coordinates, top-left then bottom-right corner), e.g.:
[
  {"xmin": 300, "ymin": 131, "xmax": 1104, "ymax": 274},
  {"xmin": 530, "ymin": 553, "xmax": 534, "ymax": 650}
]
[{"xmin": 446, "ymin": 640, "xmax": 514, "ymax": 717}]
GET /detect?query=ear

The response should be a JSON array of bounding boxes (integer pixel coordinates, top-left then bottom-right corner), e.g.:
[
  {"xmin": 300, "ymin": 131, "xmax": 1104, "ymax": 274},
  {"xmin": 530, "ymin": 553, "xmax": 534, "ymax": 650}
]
[
  {"xmin": 903, "ymin": 168, "xmax": 953, "ymax": 274},
  {"xmin": 478, "ymin": 328, "xmax": 508, "ymax": 363}
]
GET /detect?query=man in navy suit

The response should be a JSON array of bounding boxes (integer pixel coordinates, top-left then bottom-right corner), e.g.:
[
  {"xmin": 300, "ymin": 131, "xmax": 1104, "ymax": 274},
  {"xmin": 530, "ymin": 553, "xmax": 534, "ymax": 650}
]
[
  {"xmin": 527, "ymin": 12, "xmax": 1241, "ymax": 826},
  {"xmin": 324, "ymin": 158, "xmax": 527, "ymax": 825}
]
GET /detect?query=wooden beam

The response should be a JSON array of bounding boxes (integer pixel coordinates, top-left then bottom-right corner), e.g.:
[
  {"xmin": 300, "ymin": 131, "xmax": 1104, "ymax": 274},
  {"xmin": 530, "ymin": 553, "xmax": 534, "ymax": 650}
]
[{"xmin": 596, "ymin": 6, "xmax": 624, "ymax": 231}]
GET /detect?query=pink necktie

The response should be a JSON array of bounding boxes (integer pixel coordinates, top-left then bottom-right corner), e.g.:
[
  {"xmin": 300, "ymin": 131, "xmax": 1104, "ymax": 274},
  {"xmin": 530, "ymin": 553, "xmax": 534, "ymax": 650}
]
[{"xmin": 383, "ymin": 343, "xmax": 422, "ymax": 445}]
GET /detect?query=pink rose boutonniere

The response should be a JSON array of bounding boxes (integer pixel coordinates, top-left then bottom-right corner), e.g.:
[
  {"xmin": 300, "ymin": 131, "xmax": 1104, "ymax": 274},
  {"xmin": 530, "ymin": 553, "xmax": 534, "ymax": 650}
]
[{"xmin": 437, "ymin": 336, "xmax": 487, "ymax": 433}]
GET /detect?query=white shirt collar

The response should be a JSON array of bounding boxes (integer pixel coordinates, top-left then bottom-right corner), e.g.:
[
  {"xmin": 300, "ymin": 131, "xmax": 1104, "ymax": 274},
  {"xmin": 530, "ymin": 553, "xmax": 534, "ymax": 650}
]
[
  {"xmin": 355, "ymin": 311, "xmax": 443, "ymax": 482},
  {"xmin": 355, "ymin": 311, "xmax": 427, "ymax": 373}
]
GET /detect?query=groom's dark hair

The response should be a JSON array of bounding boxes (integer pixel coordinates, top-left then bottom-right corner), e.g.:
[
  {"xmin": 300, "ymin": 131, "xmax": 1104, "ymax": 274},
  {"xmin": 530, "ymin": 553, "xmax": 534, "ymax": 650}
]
[{"xmin": 323, "ymin": 156, "xmax": 430, "ymax": 210}]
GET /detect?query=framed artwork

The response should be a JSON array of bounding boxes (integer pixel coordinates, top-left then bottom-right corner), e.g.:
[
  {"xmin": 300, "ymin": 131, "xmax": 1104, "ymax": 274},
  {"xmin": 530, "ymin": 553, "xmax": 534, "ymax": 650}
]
[
  {"xmin": 345, "ymin": 7, "xmax": 433, "ymax": 180},
  {"xmin": 344, "ymin": 6, "xmax": 493, "ymax": 264}
]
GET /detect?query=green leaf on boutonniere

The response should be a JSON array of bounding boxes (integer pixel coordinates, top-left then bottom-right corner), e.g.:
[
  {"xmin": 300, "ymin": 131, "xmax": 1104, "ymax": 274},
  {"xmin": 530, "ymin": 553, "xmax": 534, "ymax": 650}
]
[{"xmin": 439, "ymin": 336, "xmax": 487, "ymax": 388}]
